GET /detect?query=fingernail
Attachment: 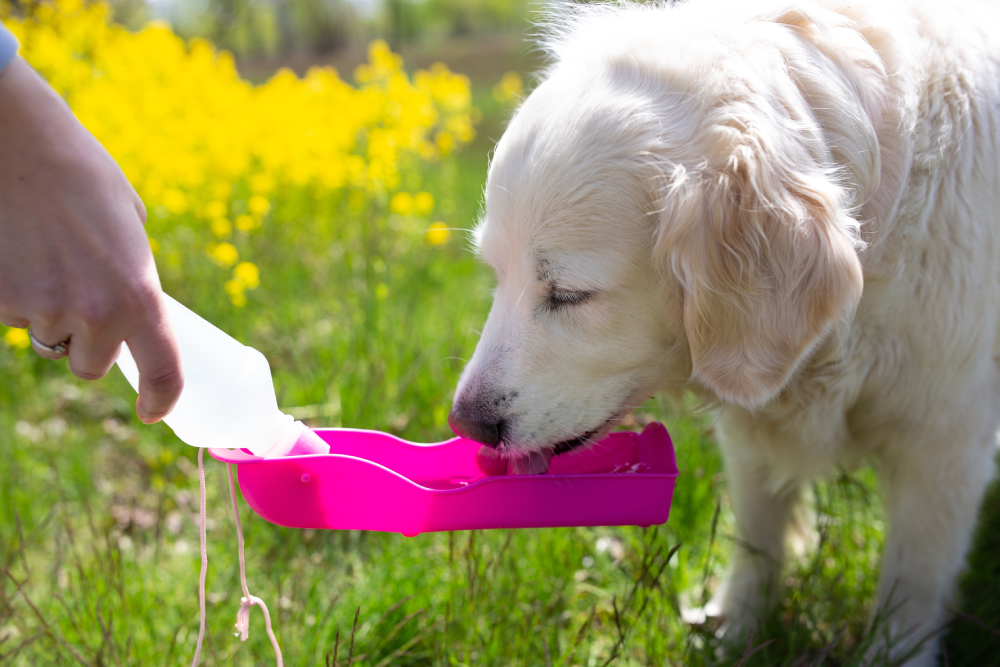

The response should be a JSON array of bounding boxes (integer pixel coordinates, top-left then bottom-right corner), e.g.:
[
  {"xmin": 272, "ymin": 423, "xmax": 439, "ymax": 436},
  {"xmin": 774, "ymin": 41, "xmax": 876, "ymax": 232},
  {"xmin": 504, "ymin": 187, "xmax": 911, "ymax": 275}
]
[{"xmin": 136, "ymin": 399, "xmax": 163, "ymax": 424}]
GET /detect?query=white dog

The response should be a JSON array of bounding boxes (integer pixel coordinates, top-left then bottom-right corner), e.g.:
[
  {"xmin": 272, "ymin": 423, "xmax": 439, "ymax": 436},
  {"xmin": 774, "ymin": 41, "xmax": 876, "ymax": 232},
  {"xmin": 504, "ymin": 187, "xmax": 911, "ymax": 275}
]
[{"xmin": 448, "ymin": 0, "xmax": 1000, "ymax": 664}]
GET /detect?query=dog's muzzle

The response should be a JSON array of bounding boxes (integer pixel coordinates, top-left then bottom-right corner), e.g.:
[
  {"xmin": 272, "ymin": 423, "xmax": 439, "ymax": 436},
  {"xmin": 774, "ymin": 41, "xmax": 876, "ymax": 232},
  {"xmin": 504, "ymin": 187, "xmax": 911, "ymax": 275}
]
[{"xmin": 448, "ymin": 403, "xmax": 504, "ymax": 447}]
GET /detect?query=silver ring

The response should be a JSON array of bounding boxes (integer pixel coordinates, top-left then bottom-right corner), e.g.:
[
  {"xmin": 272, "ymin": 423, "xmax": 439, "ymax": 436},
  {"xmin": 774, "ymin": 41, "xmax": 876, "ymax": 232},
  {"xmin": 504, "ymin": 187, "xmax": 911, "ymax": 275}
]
[{"xmin": 29, "ymin": 329, "xmax": 70, "ymax": 358}]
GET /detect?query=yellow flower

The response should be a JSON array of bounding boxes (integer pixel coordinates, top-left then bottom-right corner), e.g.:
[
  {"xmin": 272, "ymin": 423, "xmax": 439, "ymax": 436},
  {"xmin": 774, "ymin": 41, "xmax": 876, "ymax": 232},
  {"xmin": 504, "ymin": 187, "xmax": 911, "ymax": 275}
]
[
  {"xmin": 162, "ymin": 189, "xmax": 187, "ymax": 214},
  {"xmin": 233, "ymin": 261, "xmax": 260, "ymax": 290},
  {"xmin": 414, "ymin": 191, "xmax": 434, "ymax": 216},
  {"xmin": 493, "ymin": 71, "xmax": 523, "ymax": 104},
  {"xmin": 206, "ymin": 200, "xmax": 228, "ymax": 218},
  {"xmin": 3, "ymin": 328, "xmax": 30, "ymax": 350},
  {"xmin": 212, "ymin": 182, "xmax": 232, "ymax": 199},
  {"xmin": 210, "ymin": 217, "xmax": 233, "ymax": 238},
  {"xmin": 225, "ymin": 279, "xmax": 248, "ymax": 307},
  {"xmin": 250, "ymin": 173, "xmax": 273, "ymax": 194},
  {"xmin": 148, "ymin": 237, "xmax": 160, "ymax": 254},
  {"xmin": 390, "ymin": 192, "xmax": 413, "ymax": 215},
  {"xmin": 248, "ymin": 195, "xmax": 271, "ymax": 216},
  {"xmin": 210, "ymin": 242, "xmax": 239, "ymax": 267},
  {"xmin": 427, "ymin": 222, "xmax": 450, "ymax": 245},
  {"xmin": 436, "ymin": 131, "xmax": 454, "ymax": 155},
  {"xmin": 234, "ymin": 214, "xmax": 259, "ymax": 232}
]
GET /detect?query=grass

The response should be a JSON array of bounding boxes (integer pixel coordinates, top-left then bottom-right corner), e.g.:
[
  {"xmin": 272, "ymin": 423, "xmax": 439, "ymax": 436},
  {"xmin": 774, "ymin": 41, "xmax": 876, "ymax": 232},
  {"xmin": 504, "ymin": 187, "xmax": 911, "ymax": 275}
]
[{"xmin": 1, "ymin": 82, "xmax": 999, "ymax": 667}]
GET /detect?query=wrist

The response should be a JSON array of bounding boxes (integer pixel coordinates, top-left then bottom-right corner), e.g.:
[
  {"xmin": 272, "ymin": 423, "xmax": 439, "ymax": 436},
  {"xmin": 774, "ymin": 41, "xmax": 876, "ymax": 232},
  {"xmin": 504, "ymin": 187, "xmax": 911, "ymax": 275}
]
[{"xmin": 0, "ymin": 58, "xmax": 99, "ymax": 172}]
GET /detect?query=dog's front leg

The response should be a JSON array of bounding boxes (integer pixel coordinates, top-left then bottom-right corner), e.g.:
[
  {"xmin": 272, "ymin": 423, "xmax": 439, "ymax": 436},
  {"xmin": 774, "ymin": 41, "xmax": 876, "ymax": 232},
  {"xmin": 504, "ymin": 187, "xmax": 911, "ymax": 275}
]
[
  {"xmin": 711, "ymin": 436, "xmax": 801, "ymax": 641},
  {"xmin": 869, "ymin": 421, "xmax": 997, "ymax": 667}
]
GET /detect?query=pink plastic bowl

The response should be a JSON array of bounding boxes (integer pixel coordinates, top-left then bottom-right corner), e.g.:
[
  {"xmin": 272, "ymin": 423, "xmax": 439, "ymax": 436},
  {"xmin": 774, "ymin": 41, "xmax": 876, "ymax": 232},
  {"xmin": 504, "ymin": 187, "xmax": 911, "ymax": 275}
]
[{"xmin": 209, "ymin": 421, "xmax": 678, "ymax": 536}]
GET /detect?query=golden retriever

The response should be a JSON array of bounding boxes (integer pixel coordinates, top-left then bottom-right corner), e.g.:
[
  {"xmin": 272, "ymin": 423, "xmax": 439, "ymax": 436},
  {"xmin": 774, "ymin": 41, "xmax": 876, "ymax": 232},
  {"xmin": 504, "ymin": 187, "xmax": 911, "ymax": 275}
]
[{"xmin": 447, "ymin": 0, "xmax": 1000, "ymax": 664}]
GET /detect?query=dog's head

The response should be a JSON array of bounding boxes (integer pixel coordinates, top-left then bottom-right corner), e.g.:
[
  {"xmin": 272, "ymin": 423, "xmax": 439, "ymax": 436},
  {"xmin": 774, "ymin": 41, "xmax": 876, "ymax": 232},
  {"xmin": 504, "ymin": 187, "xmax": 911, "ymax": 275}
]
[{"xmin": 451, "ymin": 1, "xmax": 900, "ymax": 464}]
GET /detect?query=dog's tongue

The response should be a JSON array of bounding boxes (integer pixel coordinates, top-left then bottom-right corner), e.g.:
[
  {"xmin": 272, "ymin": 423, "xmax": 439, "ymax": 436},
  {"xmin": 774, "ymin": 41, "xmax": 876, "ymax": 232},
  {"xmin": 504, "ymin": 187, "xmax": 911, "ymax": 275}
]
[
  {"xmin": 474, "ymin": 447, "xmax": 554, "ymax": 476},
  {"xmin": 509, "ymin": 449, "xmax": 553, "ymax": 475}
]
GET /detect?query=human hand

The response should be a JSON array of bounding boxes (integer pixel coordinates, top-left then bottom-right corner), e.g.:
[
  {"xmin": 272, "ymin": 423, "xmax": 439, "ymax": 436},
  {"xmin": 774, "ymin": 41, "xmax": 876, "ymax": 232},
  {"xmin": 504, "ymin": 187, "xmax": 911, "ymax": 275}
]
[{"xmin": 0, "ymin": 57, "xmax": 183, "ymax": 423}]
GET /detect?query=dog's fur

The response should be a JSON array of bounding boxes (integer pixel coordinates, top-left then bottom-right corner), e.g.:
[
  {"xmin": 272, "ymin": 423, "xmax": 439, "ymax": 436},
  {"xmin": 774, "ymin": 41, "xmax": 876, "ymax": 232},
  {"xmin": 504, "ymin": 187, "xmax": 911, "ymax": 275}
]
[{"xmin": 448, "ymin": 0, "xmax": 1000, "ymax": 663}]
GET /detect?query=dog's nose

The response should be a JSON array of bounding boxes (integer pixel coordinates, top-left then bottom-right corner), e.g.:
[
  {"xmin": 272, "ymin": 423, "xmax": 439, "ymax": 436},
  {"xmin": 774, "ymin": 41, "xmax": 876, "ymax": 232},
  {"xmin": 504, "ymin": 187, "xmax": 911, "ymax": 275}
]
[{"xmin": 448, "ymin": 407, "xmax": 503, "ymax": 446}]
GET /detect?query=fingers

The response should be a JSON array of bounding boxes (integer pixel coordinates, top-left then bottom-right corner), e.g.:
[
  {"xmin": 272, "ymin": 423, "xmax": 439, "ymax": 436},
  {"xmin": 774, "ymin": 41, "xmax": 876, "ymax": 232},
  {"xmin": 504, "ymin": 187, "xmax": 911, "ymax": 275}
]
[
  {"xmin": 66, "ymin": 329, "xmax": 124, "ymax": 379},
  {"xmin": 123, "ymin": 294, "xmax": 183, "ymax": 424},
  {"xmin": 26, "ymin": 319, "xmax": 72, "ymax": 360},
  {"xmin": 26, "ymin": 305, "xmax": 130, "ymax": 379},
  {"xmin": 30, "ymin": 294, "xmax": 128, "ymax": 378},
  {"xmin": 0, "ymin": 307, "xmax": 30, "ymax": 329},
  {"xmin": 10, "ymin": 288, "xmax": 184, "ymax": 425}
]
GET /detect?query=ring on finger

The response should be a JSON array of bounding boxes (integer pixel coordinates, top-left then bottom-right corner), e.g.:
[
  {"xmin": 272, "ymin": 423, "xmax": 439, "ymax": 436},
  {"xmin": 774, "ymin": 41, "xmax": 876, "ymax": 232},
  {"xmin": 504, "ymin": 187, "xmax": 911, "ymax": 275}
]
[{"xmin": 29, "ymin": 329, "xmax": 71, "ymax": 358}]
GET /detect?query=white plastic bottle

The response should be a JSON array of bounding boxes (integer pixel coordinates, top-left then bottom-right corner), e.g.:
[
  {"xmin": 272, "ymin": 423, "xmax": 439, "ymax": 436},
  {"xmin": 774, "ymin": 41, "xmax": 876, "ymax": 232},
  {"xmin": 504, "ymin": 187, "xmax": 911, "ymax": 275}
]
[{"xmin": 115, "ymin": 294, "xmax": 329, "ymax": 458}]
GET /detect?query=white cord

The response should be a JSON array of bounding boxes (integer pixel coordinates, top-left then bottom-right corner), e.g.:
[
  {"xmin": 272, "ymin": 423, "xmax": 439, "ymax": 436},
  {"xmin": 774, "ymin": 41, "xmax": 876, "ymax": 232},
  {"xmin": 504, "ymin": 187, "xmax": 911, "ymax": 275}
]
[
  {"xmin": 191, "ymin": 448, "xmax": 208, "ymax": 666},
  {"xmin": 227, "ymin": 461, "xmax": 284, "ymax": 665},
  {"xmin": 190, "ymin": 448, "xmax": 283, "ymax": 666}
]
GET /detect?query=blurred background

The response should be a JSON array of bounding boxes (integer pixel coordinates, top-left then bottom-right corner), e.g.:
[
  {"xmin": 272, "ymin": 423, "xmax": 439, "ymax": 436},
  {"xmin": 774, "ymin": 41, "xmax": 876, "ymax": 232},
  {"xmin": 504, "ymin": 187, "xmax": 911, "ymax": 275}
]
[{"xmin": 104, "ymin": 0, "xmax": 540, "ymax": 83}]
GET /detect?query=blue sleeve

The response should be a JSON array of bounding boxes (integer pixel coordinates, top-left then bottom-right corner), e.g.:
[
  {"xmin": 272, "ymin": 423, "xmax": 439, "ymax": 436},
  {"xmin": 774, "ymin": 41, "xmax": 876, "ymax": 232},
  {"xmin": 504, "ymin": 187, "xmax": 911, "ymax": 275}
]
[{"xmin": 0, "ymin": 23, "xmax": 19, "ymax": 73}]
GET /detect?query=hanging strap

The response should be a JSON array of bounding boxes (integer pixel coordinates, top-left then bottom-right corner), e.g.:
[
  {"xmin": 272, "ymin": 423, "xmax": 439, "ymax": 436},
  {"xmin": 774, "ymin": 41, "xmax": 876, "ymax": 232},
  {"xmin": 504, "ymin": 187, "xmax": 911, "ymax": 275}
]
[
  {"xmin": 191, "ymin": 448, "xmax": 208, "ymax": 666},
  {"xmin": 226, "ymin": 462, "xmax": 283, "ymax": 664},
  {"xmin": 191, "ymin": 448, "xmax": 284, "ymax": 667}
]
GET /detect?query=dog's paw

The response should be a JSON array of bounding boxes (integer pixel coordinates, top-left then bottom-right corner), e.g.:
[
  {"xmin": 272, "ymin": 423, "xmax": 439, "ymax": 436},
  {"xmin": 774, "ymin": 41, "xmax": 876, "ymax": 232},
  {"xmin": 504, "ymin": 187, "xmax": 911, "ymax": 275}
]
[
  {"xmin": 699, "ymin": 563, "xmax": 780, "ymax": 644},
  {"xmin": 680, "ymin": 595, "xmax": 725, "ymax": 627},
  {"xmin": 679, "ymin": 591, "xmax": 764, "ymax": 646},
  {"xmin": 679, "ymin": 590, "xmax": 736, "ymax": 644}
]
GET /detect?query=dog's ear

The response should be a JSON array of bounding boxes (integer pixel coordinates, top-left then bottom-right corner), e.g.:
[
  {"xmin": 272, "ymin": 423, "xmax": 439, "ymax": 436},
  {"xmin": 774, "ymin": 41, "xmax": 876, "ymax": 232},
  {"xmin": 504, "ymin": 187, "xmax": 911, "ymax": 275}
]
[{"xmin": 655, "ymin": 147, "xmax": 864, "ymax": 409}]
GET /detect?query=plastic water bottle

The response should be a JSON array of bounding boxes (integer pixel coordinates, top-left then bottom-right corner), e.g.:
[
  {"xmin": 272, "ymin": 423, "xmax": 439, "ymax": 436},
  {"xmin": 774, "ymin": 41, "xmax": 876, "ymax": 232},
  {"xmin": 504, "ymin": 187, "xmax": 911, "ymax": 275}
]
[{"xmin": 115, "ymin": 294, "xmax": 329, "ymax": 458}]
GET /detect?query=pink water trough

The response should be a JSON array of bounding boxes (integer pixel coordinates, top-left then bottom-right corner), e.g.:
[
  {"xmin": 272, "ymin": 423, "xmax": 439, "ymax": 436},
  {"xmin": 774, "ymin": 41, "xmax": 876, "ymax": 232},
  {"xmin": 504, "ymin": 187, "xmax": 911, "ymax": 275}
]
[{"xmin": 210, "ymin": 421, "xmax": 678, "ymax": 536}]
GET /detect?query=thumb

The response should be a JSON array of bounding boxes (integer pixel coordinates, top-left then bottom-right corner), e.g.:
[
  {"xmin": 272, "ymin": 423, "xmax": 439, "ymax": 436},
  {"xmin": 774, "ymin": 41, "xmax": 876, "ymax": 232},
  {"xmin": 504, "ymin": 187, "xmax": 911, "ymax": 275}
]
[{"xmin": 125, "ymin": 293, "xmax": 184, "ymax": 423}]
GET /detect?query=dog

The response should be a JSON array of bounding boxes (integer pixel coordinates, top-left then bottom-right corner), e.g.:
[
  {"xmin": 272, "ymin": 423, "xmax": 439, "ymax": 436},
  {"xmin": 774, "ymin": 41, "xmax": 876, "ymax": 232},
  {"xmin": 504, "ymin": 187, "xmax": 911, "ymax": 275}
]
[{"xmin": 447, "ymin": 0, "xmax": 1000, "ymax": 664}]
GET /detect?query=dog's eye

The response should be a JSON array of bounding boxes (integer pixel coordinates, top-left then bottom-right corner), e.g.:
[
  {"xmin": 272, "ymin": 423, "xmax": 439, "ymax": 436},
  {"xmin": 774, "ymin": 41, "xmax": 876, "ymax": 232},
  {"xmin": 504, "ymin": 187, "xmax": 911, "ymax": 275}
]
[{"xmin": 545, "ymin": 289, "xmax": 597, "ymax": 311}]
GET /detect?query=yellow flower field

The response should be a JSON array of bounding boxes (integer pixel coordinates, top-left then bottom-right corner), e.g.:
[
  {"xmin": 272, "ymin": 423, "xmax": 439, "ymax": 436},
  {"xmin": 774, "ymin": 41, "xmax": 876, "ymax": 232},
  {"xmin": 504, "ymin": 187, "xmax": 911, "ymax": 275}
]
[{"xmin": 2, "ymin": 0, "xmax": 476, "ymax": 308}]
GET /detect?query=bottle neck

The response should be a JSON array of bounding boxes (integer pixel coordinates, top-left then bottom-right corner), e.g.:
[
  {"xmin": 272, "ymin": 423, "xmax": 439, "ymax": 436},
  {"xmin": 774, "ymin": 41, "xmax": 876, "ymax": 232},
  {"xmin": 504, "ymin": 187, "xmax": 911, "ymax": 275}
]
[{"xmin": 256, "ymin": 418, "xmax": 329, "ymax": 457}]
